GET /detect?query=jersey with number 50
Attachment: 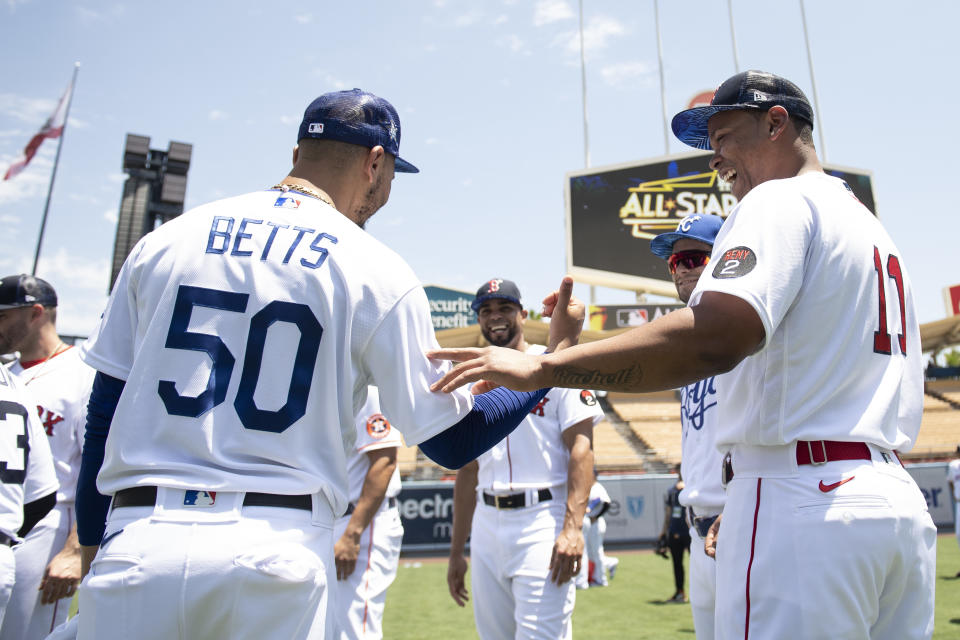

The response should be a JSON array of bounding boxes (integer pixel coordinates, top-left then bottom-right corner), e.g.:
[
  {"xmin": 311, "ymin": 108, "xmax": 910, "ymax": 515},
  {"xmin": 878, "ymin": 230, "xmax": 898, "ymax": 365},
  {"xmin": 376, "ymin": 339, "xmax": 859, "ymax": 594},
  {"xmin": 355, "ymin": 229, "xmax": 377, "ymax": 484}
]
[
  {"xmin": 80, "ymin": 190, "xmax": 473, "ymax": 514},
  {"xmin": 0, "ymin": 366, "xmax": 58, "ymax": 538},
  {"xmin": 690, "ymin": 172, "xmax": 922, "ymax": 452}
]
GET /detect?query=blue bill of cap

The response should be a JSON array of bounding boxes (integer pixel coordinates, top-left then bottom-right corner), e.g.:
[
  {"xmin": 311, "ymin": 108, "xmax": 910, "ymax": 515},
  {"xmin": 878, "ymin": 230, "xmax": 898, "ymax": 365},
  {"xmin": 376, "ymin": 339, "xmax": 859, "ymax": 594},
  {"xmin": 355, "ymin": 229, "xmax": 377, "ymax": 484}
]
[
  {"xmin": 395, "ymin": 156, "xmax": 419, "ymax": 173},
  {"xmin": 671, "ymin": 104, "xmax": 755, "ymax": 150}
]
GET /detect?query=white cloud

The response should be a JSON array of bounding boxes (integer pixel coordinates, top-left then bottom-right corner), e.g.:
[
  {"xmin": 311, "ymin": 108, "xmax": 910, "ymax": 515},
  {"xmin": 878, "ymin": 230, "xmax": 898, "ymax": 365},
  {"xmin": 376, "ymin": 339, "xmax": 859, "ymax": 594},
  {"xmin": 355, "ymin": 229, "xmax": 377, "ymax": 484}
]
[
  {"xmin": 0, "ymin": 93, "xmax": 58, "ymax": 125},
  {"xmin": 295, "ymin": 14, "xmax": 312, "ymax": 24},
  {"xmin": 600, "ymin": 61, "xmax": 655, "ymax": 86},
  {"xmin": 534, "ymin": 0, "xmax": 574, "ymax": 26},
  {"xmin": 498, "ymin": 34, "xmax": 528, "ymax": 54},
  {"xmin": 0, "ymin": 158, "xmax": 51, "ymax": 205},
  {"xmin": 424, "ymin": 43, "xmax": 439, "ymax": 53},
  {"xmin": 0, "ymin": 213, "xmax": 20, "ymax": 224},
  {"xmin": 103, "ymin": 208, "xmax": 117, "ymax": 223},
  {"xmin": 553, "ymin": 15, "xmax": 626, "ymax": 57},
  {"xmin": 279, "ymin": 115, "xmax": 298, "ymax": 126},
  {"xmin": 425, "ymin": 137, "xmax": 439, "ymax": 145},
  {"xmin": 208, "ymin": 109, "xmax": 227, "ymax": 121},
  {"xmin": 106, "ymin": 172, "xmax": 126, "ymax": 183},
  {"xmin": 454, "ymin": 9, "xmax": 483, "ymax": 27},
  {"xmin": 493, "ymin": 14, "xmax": 508, "ymax": 25},
  {"xmin": 311, "ymin": 72, "xmax": 347, "ymax": 90}
]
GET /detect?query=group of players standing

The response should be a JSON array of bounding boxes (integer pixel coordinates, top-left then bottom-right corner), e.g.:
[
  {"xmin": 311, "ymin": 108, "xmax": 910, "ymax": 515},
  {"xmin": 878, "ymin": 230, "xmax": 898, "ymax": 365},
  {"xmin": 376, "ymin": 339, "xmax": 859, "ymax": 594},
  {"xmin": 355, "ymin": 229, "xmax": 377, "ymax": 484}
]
[{"xmin": 0, "ymin": 67, "xmax": 942, "ymax": 640}]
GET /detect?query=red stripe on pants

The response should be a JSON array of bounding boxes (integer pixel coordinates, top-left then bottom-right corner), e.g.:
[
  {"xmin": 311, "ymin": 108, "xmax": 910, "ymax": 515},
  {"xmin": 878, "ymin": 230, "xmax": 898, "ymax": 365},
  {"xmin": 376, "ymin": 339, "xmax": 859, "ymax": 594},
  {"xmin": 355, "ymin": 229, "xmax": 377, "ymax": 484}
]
[{"xmin": 744, "ymin": 479, "xmax": 762, "ymax": 639}]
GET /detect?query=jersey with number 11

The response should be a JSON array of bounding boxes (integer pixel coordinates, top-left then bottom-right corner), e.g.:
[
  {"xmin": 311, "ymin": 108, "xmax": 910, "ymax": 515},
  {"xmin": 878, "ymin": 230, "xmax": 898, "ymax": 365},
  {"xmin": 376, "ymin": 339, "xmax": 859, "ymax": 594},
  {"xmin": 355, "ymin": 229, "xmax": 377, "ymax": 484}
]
[
  {"xmin": 689, "ymin": 172, "xmax": 922, "ymax": 452},
  {"xmin": 80, "ymin": 190, "xmax": 473, "ymax": 514}
]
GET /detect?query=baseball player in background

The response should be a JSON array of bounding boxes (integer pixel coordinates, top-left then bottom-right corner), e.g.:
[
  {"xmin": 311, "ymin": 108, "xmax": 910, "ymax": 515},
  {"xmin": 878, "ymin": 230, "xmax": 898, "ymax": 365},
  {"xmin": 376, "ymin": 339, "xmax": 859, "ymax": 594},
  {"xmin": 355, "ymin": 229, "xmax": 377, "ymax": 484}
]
[
  {"xmin": 74, "ymin": 88, "xmax": 585, "ymax": 640},
  {"xmin": 650, "ymin": 213, "xmax": 724, "ymax": 636},
  {"xmin": 333, "ymin": 386, "xmax": 404, "ymax": 639},
  {"xmin": 948, "ymin": 445, "xmax": 960, "ymax": 578},
  {"xmin": 446, "ymin": 279, "xmax": 602, "ymax": 640},
  {"xmin": 0, "ymin": 275, "xmax": 94, "ymax": 640},
  {"xmin": 575, "ymin": 469, "xmax": 617, "ymax": 589},
  {"xmin": 0, "ymin": 365, "xmax": 58, "ymax": 628},
  {"xmin": 430, "ymin": 70, "xmax": 935, "ymax": 639},
  {"xmin": 657, "ymin": 469, "xmax": 690, "ymax": 603}
]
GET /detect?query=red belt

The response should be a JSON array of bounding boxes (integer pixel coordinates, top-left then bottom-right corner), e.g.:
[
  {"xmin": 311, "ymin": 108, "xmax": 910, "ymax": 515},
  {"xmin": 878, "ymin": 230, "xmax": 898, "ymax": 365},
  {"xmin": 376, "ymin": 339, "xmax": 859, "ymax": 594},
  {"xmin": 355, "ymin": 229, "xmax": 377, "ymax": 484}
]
[{"xmin": 796, "ymin": 440, "xmax": 871, "ymax": 466}]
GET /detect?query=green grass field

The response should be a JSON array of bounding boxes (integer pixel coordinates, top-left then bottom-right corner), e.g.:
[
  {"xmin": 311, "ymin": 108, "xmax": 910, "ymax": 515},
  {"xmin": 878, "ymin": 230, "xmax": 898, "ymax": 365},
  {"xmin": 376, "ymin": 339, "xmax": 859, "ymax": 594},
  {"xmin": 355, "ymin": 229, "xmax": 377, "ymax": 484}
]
[{"xmin": 383, "ymin": 533, "xmax": 960, "ymax": 639}]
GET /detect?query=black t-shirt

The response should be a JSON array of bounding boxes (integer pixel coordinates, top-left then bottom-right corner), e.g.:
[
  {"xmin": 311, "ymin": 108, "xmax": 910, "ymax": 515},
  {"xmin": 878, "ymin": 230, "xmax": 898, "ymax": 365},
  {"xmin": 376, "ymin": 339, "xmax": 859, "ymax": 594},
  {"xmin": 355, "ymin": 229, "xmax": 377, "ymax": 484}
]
[{"xmin": 664, "ymin": 485, "xmax": 689, "ymax": 537}]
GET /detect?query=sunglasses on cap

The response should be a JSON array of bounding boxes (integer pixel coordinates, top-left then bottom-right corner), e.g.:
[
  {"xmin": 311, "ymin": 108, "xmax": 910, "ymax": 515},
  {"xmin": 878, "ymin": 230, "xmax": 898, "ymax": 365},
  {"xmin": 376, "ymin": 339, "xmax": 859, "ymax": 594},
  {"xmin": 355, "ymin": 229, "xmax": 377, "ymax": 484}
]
[{"xmin": 668, "ymin": 250, "xmax": 711, "ymax": 274}]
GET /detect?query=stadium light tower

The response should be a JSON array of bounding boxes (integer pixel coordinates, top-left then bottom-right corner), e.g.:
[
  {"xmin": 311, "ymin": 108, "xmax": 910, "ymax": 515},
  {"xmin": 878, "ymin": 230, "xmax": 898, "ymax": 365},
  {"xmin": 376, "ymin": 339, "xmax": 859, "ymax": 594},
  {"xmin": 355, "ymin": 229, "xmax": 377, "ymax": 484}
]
[{"xmin": 109, "ymin": 134, "xmax": 192, "ymax": 291}]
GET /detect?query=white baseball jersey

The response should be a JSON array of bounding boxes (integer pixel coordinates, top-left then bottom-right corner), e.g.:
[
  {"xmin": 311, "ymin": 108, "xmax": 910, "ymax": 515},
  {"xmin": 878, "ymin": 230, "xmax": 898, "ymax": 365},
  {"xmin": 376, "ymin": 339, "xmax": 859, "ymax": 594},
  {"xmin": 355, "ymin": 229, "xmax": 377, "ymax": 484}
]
[
  {"xmin": 948, "ymin": 459, "xmax": 960, "ymax": 501},
  {"xmin": 677, "ymin": 374, "xmax": 725, "ymax": 515},
  {"xmin": 0, "ymin": 365, "xmax": 58, "ymax": 538},
  {"xmin": 475, "ymin": 346, "xmax": 604, "ymax": 492},
  {"xmin": 345, "ymin": 387, "xmax": 402, "ymax": 502},
  {"xmin": 9, "ymin": 347, "xmax": 95, "ymax": 504},
  {"xmin": 80, "ymin": 190, "xmax": 473, "ymax": 515},
  {"xmin": 689, "ymin": 172, "xmax": 922, "ymax": 451}
]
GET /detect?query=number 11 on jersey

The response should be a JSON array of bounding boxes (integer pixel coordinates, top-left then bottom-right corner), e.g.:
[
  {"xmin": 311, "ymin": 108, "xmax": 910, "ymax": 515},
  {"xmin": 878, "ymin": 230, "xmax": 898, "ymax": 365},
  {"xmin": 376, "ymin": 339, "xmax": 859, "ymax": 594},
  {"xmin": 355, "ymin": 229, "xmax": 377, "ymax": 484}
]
[{"xmin": 872, "ymin": 245, "xmax": 906, "ymax": 356}]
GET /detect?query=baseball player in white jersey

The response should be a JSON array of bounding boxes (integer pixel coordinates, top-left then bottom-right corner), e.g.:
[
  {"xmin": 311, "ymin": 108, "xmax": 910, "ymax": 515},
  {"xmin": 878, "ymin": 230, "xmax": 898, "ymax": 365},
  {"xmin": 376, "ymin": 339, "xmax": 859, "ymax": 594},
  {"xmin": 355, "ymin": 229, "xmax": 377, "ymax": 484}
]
[
  {"xmin": 333, "ymin": 386, "xmax": 403, "ymax": 639},
  {"xmin": 0, "ymin": 275, "xmax": 94, "ymax": 640},
  {"xmin": 0, "ymin": 363, "xmax": 59, "ymax": 628},
  {"xmin": 430, "ymin": 70, "xmax": 934, "ymax": 639},
  {"xmin": 576, "ymin": 471, "xmax": 617, "ymax": 588},
  {"xmin": 948, "ymin": 446, "xmax": 960, "ymax": 577},
  {"xmin": 447, "ymin": 279, "xmax": 602, "ymax": 640},
  {"xmin": 74, "ymin": 89, "xmax": 586, "ymax": 640},
  {"xmin": 650, "ymin": 214, "xmax": 724, "ymax": 637}
]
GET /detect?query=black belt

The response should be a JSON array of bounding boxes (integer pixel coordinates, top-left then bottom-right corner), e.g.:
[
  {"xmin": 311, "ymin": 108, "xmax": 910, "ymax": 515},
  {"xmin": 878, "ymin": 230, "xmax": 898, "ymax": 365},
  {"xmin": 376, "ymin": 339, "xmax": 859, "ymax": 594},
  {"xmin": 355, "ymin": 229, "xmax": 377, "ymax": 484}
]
[
  {"xmin": 482, "ymin": 489, "xmax": 552, "ymax": 510},
  {"xmin": 693, "ymin": 515, "xmax": 719, "ymax": 538},
  {"xmin": 112, "ymin": 486, "xmax": 313, "ymax": 511},
  {"xmin": 343, "ymin": 496, "xmax": 397, "ymax": 516},
  {"xmin": 0, "ymin": 532, "xmax": 15, "ymax": 547}
]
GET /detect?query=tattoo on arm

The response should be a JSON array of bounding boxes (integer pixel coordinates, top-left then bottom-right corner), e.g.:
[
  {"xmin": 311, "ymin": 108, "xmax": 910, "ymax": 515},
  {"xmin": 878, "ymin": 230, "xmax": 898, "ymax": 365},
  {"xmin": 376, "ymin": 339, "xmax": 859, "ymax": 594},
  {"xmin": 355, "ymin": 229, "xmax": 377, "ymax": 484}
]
[{"xmin": 552, "ymin": 364, "xmax": 641, "ymax": 388}]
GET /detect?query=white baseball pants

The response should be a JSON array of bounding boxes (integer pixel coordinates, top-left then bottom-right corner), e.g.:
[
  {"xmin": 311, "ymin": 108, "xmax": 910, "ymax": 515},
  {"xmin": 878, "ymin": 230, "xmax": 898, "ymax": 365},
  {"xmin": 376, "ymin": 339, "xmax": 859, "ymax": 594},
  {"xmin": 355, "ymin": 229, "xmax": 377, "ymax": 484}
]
[
  {"xmin": 76, "ymin": 489, "xmax": 336, "ymax": 640},
  {"xmin": 332, "ymin": 505, "xmax": 403, "ymax": 639},
  {"xmin": 715, "ymin": 444, "xmax": 936, "ymax": 640}
]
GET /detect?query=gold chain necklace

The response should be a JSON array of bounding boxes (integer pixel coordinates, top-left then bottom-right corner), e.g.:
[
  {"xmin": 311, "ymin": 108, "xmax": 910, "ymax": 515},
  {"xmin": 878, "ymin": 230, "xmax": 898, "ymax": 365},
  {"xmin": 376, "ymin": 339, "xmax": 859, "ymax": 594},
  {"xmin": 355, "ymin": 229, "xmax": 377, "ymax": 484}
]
[{"xmin": 271, "ymin": 182, "xmax": 334, "ymax": 208}]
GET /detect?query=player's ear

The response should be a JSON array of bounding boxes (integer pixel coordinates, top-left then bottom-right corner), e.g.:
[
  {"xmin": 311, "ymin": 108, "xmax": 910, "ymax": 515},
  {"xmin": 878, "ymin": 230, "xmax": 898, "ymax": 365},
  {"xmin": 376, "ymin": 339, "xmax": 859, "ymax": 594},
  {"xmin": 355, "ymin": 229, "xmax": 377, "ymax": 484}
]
[
  {"xmin": 365, "ymin": 146, "xmax": 386, "ymax": 184},
  {"xmin": 766, "ymin": 106, "xmax": 789, "ymax": 140},
  {"xmin": 291, "ymin": 144, "xmax": 300, "ymax": 166}
]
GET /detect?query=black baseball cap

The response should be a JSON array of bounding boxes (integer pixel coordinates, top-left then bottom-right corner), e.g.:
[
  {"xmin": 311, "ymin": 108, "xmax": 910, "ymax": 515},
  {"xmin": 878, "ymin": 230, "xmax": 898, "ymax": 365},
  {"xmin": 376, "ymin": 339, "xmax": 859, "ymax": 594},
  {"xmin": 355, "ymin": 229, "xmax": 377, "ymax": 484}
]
[
  {"xmin": 0, "ymin": 274, "xmax": 57, "ymax": 310},
  {"xmin": 472, "ymin": 278, "xmax": 522, "ymax": 312},
  {"xmin": 298, "ymin": 88, "xmax": 419, "ymax": 173},
  {"xmin": 671, "ymin": 70, "xmax": 815, "ymax": 150}
]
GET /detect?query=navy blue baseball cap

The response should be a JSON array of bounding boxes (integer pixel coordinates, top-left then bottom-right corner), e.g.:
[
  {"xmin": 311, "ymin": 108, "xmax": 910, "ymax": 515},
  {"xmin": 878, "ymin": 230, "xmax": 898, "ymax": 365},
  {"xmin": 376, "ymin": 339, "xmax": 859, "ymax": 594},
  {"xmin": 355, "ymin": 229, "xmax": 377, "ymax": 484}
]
[
  {"xmin": 298, "ymin": 88, "xmax": 419, "ymax": 173},
  {"xmin": 671, "ymin": 71, "xmax": 815, "ymax": 150},
  {"xmin": 0, "ymin": 274, "xmax": 57, "ymax": 310},
  {"xmin": 472, "ymin": 278, "xmax": 522, "ymax": 312},
  {"xmin": 649, "ymin": 214, "xmax": 724, "ymax": 259}
]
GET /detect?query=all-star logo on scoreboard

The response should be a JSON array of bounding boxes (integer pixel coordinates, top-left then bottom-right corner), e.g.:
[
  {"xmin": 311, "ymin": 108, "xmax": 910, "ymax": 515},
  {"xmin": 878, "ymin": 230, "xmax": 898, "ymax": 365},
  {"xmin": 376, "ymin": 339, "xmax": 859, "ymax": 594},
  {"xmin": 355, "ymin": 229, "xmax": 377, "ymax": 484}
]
[{"xmin": 565, "ymin": 151, "xmax": 876, "ymax": 297}]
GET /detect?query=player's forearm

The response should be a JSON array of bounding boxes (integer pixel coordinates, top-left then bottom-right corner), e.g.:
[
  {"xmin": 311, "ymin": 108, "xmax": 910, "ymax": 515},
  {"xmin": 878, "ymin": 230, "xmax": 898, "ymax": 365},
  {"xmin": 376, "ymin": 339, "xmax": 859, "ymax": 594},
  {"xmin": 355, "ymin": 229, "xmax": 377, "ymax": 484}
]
[
  {"xmin": 562, "ymin": 437, "xmax": 594, "ymax": 532},
  {"xmin": 540, "ymin": 297, "xmax": 761, "ymax": 393},
  {"xmin": 345, "ymin": 455, "xmax": 396, "ymax": 540},
  {"xmin": 449, "ymin": 463, "xmax": 478, "ymax": 556}
]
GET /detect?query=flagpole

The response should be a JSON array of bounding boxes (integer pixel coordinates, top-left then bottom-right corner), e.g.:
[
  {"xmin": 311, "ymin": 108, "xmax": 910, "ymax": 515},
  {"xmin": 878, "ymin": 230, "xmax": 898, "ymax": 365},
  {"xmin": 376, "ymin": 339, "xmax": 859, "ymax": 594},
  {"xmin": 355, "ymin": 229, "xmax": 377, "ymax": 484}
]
[{"xmin": 31, "ymin": 62, "xmax": 79, "ymax": 276}]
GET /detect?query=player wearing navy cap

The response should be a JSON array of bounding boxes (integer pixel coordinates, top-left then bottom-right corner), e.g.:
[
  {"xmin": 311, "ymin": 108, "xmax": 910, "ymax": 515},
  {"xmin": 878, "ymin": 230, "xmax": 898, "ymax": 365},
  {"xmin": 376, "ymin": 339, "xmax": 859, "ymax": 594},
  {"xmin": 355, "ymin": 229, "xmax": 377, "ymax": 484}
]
[
  {"xmin": 447, "ymin": 278, "xmax": 602, "ymax": 640},
  {"xmin": 74, "ymin": 89, "xmax": 584, "ymax": 639},
  {"xmin": 0, "ymin": 275, "xmax": 95, "ymax": 640},
  {"xmin": 430, "ymin": 70, "xmax": 934, "ymax": 639}
]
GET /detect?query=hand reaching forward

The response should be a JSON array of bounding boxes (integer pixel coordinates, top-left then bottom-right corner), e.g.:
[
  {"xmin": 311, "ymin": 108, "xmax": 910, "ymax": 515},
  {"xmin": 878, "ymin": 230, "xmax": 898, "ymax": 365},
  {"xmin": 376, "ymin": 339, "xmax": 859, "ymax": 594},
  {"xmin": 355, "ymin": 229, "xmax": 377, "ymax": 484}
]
[{"xmin": 428, "ymin": 345, "xmax": 547, "ymax": 394}]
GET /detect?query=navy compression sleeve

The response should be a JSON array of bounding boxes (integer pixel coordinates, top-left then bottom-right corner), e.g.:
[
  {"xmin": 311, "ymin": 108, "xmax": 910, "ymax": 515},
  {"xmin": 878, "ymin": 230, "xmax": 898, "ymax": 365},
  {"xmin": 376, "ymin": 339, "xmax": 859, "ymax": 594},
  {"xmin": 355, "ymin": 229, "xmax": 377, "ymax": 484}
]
[
  {"xmin": 76, "ymin": 372, "xmax": 125, "ymax": 546},
  {"xmin": 419, "ymin": 386, "xmax": 550, "ymax": 469}
]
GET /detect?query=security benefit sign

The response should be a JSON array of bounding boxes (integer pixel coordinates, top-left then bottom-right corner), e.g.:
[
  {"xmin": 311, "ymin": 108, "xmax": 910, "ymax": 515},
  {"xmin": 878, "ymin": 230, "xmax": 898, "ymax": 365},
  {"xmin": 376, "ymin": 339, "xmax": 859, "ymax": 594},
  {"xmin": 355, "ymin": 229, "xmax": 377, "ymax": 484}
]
[
  {"xmin": 424, "ymin": 285, "xmax": 477, "ymax": 331},
  {"xmin": 565, "ymin": 153, "xmax": 877, "ymax": 296}
]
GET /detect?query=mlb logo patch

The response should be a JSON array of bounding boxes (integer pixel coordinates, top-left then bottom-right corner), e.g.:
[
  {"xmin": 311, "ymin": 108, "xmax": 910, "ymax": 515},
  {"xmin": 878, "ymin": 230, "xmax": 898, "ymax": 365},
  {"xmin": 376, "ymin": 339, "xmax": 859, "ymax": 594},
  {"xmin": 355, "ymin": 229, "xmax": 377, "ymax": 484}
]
[
  {"xmin": 274, "ymin": 195, "xmax": 301, "ymax": 209},
  {"xmin": 308, "ymin": 122, "xmax": 324, "ymax": 134},
  {"xmin": 183, "ymin": 490, "xmax": 217, "ymax": 507}
]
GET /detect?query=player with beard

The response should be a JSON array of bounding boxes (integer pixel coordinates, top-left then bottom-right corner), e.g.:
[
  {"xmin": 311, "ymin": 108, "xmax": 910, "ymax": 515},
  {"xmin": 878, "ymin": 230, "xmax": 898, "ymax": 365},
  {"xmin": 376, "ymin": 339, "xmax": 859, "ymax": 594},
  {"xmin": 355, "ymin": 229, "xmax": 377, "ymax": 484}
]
[{"xmin": 447, "ymin": 278, "xmax": 603, "ymax": 640}]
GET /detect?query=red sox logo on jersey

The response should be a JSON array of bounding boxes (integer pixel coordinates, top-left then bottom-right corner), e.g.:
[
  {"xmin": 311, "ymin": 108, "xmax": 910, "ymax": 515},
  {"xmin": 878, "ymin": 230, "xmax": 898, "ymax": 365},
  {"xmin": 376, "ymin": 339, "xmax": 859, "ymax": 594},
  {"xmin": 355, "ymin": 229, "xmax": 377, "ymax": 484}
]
[
  {"xmin": 36, "ymin": 405, "xmax": 64, "ymax": 436},
  {"xmin": 366, "ymin": 413, "xmax": 391, "ymax": 439},
  {"xmin": 530, "ymin": 397, "xmax": 550, "ymax": 417}
]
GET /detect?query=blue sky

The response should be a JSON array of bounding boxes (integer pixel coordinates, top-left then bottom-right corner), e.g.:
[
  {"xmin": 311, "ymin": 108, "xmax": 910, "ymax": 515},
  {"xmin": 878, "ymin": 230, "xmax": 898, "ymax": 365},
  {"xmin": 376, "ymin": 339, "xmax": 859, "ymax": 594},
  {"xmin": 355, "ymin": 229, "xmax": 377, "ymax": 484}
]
[{"xmin": 1, "ymin": 0, "xmax": 956, "ymax": 339}]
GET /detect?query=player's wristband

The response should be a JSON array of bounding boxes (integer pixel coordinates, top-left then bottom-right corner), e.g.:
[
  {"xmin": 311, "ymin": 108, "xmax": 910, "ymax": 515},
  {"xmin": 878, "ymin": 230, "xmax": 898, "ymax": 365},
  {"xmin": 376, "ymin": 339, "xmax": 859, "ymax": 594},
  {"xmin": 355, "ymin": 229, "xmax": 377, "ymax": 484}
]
[
  {"xmin": 76, "ymin": 371, "xmax": 125, "ymax": 546},
  {"xmin": 419, "ymin": 386, "xmax": 550, "ymax": 469}
]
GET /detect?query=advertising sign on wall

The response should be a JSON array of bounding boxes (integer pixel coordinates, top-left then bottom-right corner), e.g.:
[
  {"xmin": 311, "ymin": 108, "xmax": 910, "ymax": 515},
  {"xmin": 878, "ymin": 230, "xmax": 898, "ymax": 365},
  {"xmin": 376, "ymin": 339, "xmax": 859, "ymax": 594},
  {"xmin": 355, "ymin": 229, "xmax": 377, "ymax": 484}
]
[
  {"xmin": 424, "ymin": 285, "xmax": 476, "ymax": 331},
  {"xmin": 565, "ymin": 152, "xmax": 876, "ymax": 295}
]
